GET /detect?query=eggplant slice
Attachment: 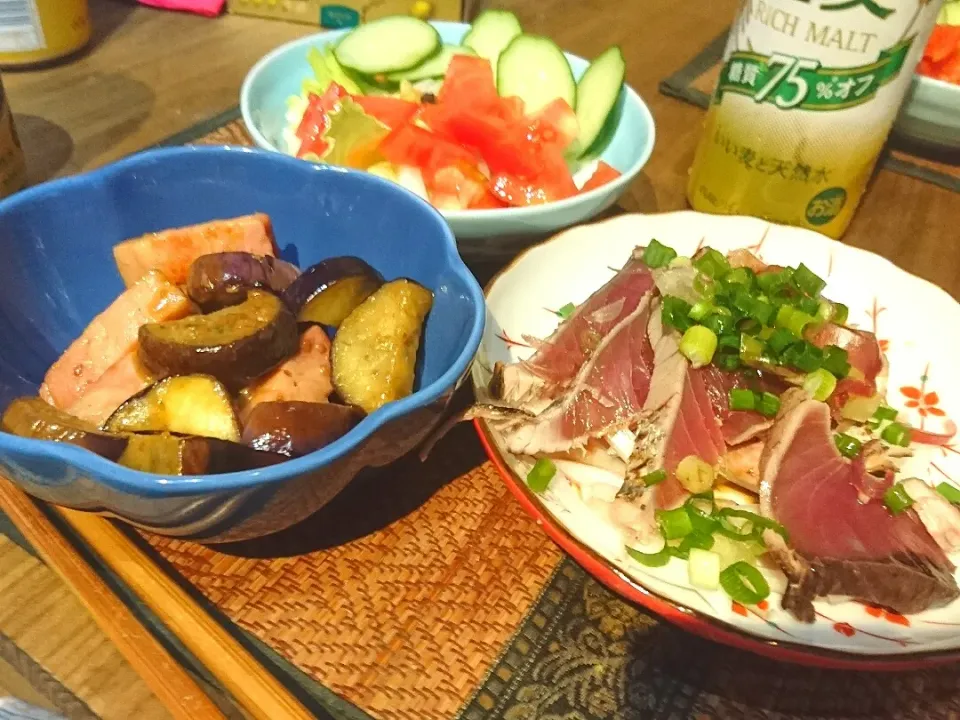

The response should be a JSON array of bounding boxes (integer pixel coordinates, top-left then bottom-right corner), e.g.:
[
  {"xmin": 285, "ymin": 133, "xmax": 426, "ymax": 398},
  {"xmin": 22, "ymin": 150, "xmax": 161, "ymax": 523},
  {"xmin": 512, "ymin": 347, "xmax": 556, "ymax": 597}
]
[
  {"xmin": 138, "ymin": 290, "xmax": 299, "ymax": 389},
  {"xmin": 104, "ymin": 374, "xmax": 241, "ymax": 442},
  {"xmin": 242, "ymin": 401, "xmax": 364, "ymax": 457},
  {"xmin": 282, "ymin": 256, "xmax": 384, "ymax": 328},
  {"xmin": 186, "ymin": 251, "xmax": 300, "ymax": 311},
  {"xmin": 118, "ymin": 432, "xmax": 285, "ymax": 475},
  {"xmin": 2, "ymin": 396, "xmax": 128, "ymax": 461},
  {"xmin": 331, "ymin": 278, "xmax": 433, "ymax": 414}
]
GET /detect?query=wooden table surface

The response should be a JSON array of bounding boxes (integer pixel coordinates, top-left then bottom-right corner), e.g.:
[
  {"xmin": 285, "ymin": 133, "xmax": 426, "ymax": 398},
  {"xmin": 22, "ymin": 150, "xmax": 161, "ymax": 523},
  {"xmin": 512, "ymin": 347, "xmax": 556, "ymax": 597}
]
[{"xmin": 1, "ymin": 0, "xmax": 958, "ymax": 716}]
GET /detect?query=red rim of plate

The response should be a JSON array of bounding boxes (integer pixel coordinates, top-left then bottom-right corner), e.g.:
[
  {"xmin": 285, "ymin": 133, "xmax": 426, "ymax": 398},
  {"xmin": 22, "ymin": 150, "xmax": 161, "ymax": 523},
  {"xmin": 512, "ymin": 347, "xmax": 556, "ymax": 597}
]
[{"xmin": 474, "ymin": 419, "xmax": 960, "ymax": 671}]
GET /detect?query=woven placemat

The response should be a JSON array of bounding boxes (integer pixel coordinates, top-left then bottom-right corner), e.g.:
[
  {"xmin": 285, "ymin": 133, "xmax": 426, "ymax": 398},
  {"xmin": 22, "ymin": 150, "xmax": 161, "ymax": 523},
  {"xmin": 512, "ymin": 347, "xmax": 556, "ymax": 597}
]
[
  {"xmin": 660, "ymin": 30, "xmax": 960, "ymax": 195},
  {"xmin": 143, "ymin": 418, "xmax": 562, "ymax": 720}
]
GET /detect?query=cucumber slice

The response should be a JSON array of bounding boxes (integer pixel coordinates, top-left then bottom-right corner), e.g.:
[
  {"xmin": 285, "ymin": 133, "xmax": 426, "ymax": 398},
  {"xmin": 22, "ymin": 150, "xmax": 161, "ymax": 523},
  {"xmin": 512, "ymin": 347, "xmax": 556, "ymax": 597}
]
[
  {"xmin": 496, "ymin": 35, "xmax": 576, "ymax": 115},
  {"xmin": 333, "ymin": 16, "xmax": 440, "ymax": 75},
  {"xmin": 462, "ymin": 9, "xmax": 522, "ymax": 79},
  {"xmin": 306, "ymin": 46, "xmax": 362, "ymax": 94},
  {"xmin": 573, "ymin": 46, "xmax": 625, "ymax": 158},
  {"xmin": 386, "ymin": 45, "xmax": 476, "ymax": 82}
]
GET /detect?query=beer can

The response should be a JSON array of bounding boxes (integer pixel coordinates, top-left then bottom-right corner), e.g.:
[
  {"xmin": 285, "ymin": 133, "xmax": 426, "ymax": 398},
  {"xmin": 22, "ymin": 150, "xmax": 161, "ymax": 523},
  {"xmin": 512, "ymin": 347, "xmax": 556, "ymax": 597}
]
[{"xmin": 686, "ymin": 0, "xmax": 942, "ymax": 239}]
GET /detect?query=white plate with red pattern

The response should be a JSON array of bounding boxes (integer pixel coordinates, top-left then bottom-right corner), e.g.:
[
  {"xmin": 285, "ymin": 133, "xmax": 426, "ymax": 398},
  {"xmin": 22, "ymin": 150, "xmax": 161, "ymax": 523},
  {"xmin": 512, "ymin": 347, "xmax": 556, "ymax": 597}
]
[{"xmin": 472, "ymin": 210, "xmax": 960, "ymax": 669}]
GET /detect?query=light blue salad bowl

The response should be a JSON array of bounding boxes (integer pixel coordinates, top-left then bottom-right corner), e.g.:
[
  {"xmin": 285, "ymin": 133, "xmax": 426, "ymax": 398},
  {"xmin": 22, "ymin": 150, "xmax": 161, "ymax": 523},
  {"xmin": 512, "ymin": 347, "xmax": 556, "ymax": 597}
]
[
  {"xmin": 0, "ymin": 146, "xmax": 484, "ymax": 543},
  {"xmin": 240, "ymin": 20, "xmax": 656, "ymax": 245}
]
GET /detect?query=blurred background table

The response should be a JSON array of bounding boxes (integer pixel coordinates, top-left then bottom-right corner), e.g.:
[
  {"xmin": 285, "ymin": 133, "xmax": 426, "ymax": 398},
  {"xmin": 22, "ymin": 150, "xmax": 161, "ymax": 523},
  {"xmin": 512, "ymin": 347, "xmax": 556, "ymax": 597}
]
[{"xmin": 2, "ymin": 0, "xmax": 959, "ymax": 717}]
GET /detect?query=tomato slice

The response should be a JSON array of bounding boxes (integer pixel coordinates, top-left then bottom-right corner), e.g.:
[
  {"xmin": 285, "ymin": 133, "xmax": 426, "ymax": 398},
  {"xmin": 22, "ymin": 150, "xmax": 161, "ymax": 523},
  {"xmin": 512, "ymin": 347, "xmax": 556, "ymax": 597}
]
[
  {"xmin": 439, "ymin": 55, "xmax": 500, "ymax": 110},
  {"xmin": 295, "ymin": 83, "xmax": 349, "ymax": 158},
  {"xmin": 490, "ymin": 158, "xmax": 578, "ymax": 207},
  {"xmin": 420, "ymin": 102, "xmax": 542, "ymax": 178},
  {"xmin": 469, "ymin": 187, "xmax": 510, "ymax": 209},
  {"xmin": 580, "ymin": 161, "xmax": 622, "ymax": 193},
  {"xmin": 379, "ymin": 122, "xmax": 479, "ymax": 175},
  {"xmin": 925, "ymin": 25, "xmax": 960, "ymax": 64},
  {"xmin": 351, "ymin": 95, "xmax": 419, "ymax": 130},
  {"xmin": 489, "ymin": 174, "xmax": 552, "ymax": 206},
  {"xmin": 938, "ymin": 51, "xmax": 960, "ymax": 84},
  {"xmin": 427, "ymin": 162, "xmax": 491, "ymax": 210},
  {"xmin": 529, "ymin": 98, "xmax": 579, "ymax": 152}
]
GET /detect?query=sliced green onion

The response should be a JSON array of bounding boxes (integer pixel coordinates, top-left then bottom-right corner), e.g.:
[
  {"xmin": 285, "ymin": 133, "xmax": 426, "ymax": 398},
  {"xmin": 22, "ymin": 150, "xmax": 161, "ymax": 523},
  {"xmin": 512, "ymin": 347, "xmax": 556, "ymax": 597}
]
[
  {"xmin": 803, "ymin": 368, "xmax": 837, "ymax": 402},
  {"xmin": 821, "ymin": 345, "xmax": 850, "ymax": 379},
  {"xmin": 685, "ymin": 493, "xmax": 718, "ymax": 535},
  {"xmin": 642, "ymin": 239, "xmax": 678, "ymax": 269},
  {"xmin": 739, "ymin": 335, "xmax": 766, "ymax": 363},
  {"xmin": 526, "ymin": 458, "xmax": 556, "ymax": 493},
  {"xmin": 688, "ymin": 300, "xmax": 716, "ymax": 322},
  {"xmin": 728, "ymin": 388, "xmax": 756, "ymax": 411},
  {"xmin": 883, "ymin": 482, "xmax": 914, "ymax": 515},
  {"xmin": 626, "ymin": 545, "xmax": 672, "ymax": 567},
  {"xmin": 834, "ymin": 433, "xmax": 862, "ymax": 459},
  {"xmin": 556, "ymin": 302, "xmax": 575, "ymax": 320},
  {"xmin": 675, "ymin": 455, "xmax": 716, "ymax": 494},
  {"xmin": 795, "ymin": 294, "xmax": 821, "ymax": 317},
  {"xmin": 719, "ymin": 561, "xmax": 771, "ymax": 604},
  {"xmin": 775, "ymin": 305, "xmax": 817, "ymax": 337},
  {"xmin": 718, "ymin": 333, "xmax": 741, "ymax": 351},
  {"xmin": 737, "ymin": 317, "xmax": 762, "ymax": 335},
  {"xmin": 767, "ymin": 327, "xmax": 797, "ymax": 355},
  {"xmin": 776, "ymin": 267, "xmax": 795, "ymax": 287},
  {"xmin": 732, "ymin": 288, "xmax": 756, "ymax": 315},
  {"xmin": 693, "ymin": 248, "xmax": 730, "ymax": 279},
  {"xmin": 749, "ymin": 298, "xmax": 776, "ymax": 327},
  {"xmin": 757, "ymin": 391, "xmax": 781, "ymax": 417},
  {"xmin": 936, "ymin": 482, "xmax": 960, "ymax": 504},
  {"xmin": 816, "ymin": 299, "xmax": 834, "ymax": 324},
  {"xmin": 702, "ymin": 312, "xmax": 734, "ymax": 337},
  {"xmin": 725, "ymin": 266, "xmax": 756, "ymax": 289},
  {"xmin": 873, "ymin": 406, "xmax": 899, "ymax": 422},
  {"xmin": 656, "ymin": 506, "xmax": 694, "ymax": 540},
  {"xmin": 782, "ymin": 341, "xmax": 824, "ymax": 373},
  {"xmin": 714, "ymin": 351, "xmax": 741, "ymax": 371},
  {"xmin": 881, "ymin": 422, "xmax": 911, "ymax": 448},
  {"xmin": 832, "ymin": 302, "xmax": 849, "ymax": 325},
  {"xmin": 792, "ymin": 263, "xmax": 827, "ymax": 297},
  {"xmin": 679, "ymin": 325, "xmax": 718, "ymax": 367},
  {"xmin": 662, "ymin": 296, "xmax": 693, "ymax": 332},
  {"xmin": 693, "ymin": 272, "xmax": 715, "ymax": 298},
  {"xmin": 716, "ymin": 507, "xmax": 762, "ymax": 540},
  {"xmin": 642, "ymin": 469, "xmax": 667, "ymax": 487},
  {"xmin": 674, "ymin": 532, "xmax": 716, "ymax": 560},
  {"xmin": 756, "ymin": 271, "xmax": 784, "ymax": 295},
  {"xmin": 866, "ymin": 418, "xmax": 882, "ymax": 430},
  {"xmin": 755, "ymin": 516, "xmax": 789, "ymax": 544}
]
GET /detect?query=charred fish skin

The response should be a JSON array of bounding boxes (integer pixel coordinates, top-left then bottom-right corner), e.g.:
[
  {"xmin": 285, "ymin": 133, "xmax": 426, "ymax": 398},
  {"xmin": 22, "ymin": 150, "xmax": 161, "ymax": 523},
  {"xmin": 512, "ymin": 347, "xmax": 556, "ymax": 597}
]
[
  {"xmin": 759, "ymin": 391, "xmax": 960, "ymax": 622},
  {"xmin": 478, "ymin": 295, "xmax": 657, "ymax": 457}
]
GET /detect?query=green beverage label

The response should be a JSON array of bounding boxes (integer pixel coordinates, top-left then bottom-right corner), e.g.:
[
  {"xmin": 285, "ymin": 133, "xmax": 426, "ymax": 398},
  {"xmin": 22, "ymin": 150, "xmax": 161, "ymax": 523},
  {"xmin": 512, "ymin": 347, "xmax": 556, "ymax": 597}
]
[{"xmin": 715, "ymin": 36, "xmax": 914, "ymax": 111}]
